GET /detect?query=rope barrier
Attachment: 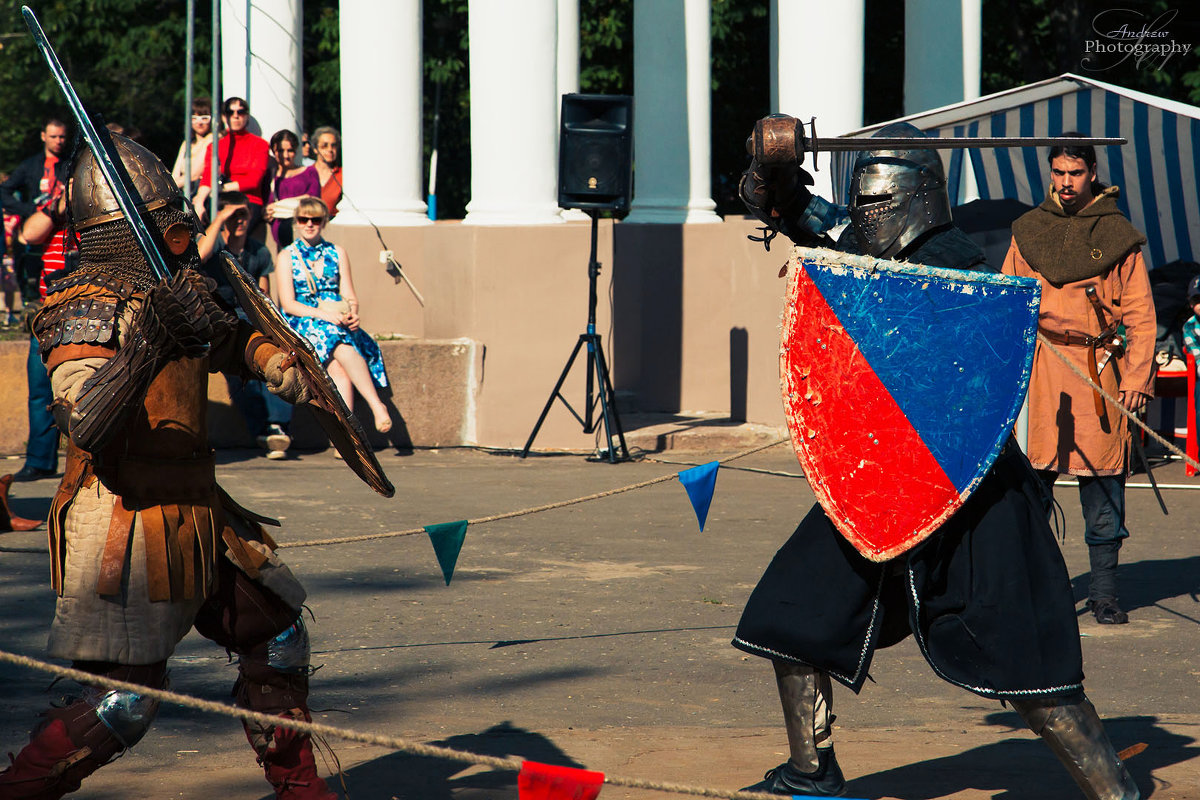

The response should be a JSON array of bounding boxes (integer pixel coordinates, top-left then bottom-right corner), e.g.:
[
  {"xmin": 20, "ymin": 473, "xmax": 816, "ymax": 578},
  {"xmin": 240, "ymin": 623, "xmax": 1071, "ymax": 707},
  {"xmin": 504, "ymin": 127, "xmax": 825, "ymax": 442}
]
[
  {"xmin": 1035, "ymin": 332, "xmax": 1200, "ymax": 473},
  {"xmin": 279, "ymin": 438, "xmax": 789, "ymax": 550},
  {"xmin": 0, "ymin": 646, "xmax": 794, "ymax": 800}
]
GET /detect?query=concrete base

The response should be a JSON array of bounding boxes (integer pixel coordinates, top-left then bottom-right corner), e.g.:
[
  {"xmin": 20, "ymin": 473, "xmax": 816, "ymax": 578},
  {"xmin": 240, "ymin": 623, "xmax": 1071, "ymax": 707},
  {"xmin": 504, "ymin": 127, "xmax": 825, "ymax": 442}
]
[
  {"xmin": 207, "ymin": 337, "xmax": 480, "ymax": 451},
  {"xmin": 0, "ymin": 337, "xmax": 481, "ymax": 457}
]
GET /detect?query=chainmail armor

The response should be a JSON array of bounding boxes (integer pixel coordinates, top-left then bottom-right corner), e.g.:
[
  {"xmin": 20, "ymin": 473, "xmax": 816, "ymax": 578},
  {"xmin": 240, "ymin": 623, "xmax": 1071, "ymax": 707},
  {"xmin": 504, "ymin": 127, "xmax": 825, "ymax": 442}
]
[{"xmin": 71, "ymin": 204, "xmax": 201, "ymax": 290}]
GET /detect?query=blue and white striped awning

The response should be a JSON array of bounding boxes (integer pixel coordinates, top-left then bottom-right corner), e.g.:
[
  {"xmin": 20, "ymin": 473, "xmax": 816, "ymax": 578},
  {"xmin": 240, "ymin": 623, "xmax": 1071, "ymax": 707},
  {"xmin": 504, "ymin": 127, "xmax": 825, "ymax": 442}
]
[{"xmin": 831, "ymin": 74, "xmax": 1200, "ymax": 271}]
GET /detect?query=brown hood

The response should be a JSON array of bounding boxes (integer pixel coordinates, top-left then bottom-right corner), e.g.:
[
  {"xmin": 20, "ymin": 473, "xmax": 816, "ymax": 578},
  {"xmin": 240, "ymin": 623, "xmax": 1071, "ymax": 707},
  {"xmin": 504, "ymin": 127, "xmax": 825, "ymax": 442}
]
[{"xmin": 1011, "ymin": 184, "xmax": 1146, "ymax": 285}]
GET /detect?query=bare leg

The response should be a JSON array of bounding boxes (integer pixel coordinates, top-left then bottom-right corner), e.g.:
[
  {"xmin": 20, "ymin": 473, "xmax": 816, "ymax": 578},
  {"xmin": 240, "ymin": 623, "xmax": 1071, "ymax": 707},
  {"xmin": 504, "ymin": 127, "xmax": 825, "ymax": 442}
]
[
  {"xmin": 326, "ymin": 358, "xmax": 351, "ymax": 406},
  {"xmin": 330, "ymin": 344, "xmax": 391, "ymax": 432}
]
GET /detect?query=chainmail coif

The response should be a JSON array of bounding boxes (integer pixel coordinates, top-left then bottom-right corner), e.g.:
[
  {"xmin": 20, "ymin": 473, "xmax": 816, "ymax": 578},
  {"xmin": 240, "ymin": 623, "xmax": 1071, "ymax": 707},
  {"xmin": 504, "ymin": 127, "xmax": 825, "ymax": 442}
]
[{"xmin": 72, "ymin": 204, "xmax": 202, "ymax": 290}]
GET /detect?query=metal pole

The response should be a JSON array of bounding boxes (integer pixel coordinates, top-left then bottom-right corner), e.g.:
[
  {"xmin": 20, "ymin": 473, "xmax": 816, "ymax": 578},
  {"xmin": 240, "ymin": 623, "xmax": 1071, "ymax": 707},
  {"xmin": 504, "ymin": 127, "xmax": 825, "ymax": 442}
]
[
  {"xmin": 210, "ymin": 0, "xmax": 221, "ymax": 222},
  {"xmin": 184, "ymin": 0, "xmax": 195, "ymax": 198}
]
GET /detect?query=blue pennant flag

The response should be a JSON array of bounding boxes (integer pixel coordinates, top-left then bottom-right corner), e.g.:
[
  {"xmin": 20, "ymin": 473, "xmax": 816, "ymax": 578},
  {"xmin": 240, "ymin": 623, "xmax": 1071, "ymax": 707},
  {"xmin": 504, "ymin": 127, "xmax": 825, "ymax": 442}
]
[
  {"xmin": 425, "ymin": 520, "xmax": 469, "ymax": 585},
  {"xmin": 677, "ymin": 461, "xmax": 719, "ymax": 531}
]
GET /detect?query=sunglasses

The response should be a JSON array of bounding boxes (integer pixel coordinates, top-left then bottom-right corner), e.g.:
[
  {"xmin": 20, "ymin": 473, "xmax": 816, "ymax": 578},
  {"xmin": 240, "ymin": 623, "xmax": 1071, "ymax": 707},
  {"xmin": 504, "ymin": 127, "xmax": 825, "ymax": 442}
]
[
  {"xmin": 295, "ymin": 215, "xmax": 324, "ymax": 225},
  {"xmin": 192, "ymin": 114, "xmax": 211, "ymax": 122},
  {"xmin": 226, "ymin": 107, "xmax": 248, "ymax": 117}
]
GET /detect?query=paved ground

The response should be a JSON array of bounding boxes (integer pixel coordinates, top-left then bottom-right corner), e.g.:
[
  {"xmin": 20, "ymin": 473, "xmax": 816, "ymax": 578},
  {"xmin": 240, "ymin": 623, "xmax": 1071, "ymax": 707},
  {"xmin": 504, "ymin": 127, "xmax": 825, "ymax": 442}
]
[{"xmin": 1, "ymin": 429, "xmax": 1198, "ymax": 799}]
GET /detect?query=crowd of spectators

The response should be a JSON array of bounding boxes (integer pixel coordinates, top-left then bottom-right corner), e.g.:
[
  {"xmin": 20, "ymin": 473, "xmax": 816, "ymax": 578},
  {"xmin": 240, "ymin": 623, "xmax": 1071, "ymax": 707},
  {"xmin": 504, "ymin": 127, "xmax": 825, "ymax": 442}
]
[{"xmin": 2, "ymin": 99, "xmax": 356, "ymax": 471}]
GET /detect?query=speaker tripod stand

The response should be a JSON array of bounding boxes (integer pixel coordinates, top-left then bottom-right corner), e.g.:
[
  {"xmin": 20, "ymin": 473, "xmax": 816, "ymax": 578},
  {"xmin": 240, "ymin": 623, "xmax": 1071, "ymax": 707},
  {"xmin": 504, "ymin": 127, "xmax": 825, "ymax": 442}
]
[{"xmin": 521, "ymin": 211, "xmax": 629, "ymax": 463}]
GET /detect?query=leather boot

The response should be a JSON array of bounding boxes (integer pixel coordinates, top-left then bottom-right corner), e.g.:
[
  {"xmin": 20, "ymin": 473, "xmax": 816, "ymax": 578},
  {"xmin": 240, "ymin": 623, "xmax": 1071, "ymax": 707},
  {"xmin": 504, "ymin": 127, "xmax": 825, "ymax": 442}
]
[
  {"xmin": 741, "ymin": 660, "xmax": 845, "ymax": 796},
  {"xmin": 0, "ymin": 662, "xmax": 162, "ymax": 799},
  {"xmin": 0, "ymin": 473, "xmax": 42, "ymax": 533},
  {"xmin": 0, "ymin": 705, "xmax": 127, "ymax": 799},
  {"xmin": 1010, "ymin": 694, "xmax": 1140, "ymax": 800},
  {"xmin": 1087, "ymin": 542, "xmax": 1128, "ymax": 623},
  {"xmin": 242, "ymin": 706, "xmax": 338, "ymax": 800},
  {"xmin": 237, "ymin": 657, "xmax": 337, "ymax": 800}
]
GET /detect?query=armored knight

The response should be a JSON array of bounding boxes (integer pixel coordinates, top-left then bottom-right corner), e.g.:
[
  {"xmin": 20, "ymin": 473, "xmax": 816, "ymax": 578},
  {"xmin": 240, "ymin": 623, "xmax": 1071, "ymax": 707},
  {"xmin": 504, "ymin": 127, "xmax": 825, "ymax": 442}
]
[
  {"xmin": 0, "ymin": 134, "xmax": 337, "ymax": 800},
  {"xmin": 734, "ymin": 121, "xmax": 1140, "ymax": 800}
]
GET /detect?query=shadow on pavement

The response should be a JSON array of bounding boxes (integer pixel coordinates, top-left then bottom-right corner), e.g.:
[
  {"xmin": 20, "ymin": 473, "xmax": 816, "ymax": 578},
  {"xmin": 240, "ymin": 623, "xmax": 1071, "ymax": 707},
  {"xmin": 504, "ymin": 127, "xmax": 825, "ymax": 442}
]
[
  {"xmin": 846, "ymin": 712, "xmax": 1194, "ymax": 799},
  {"xmin": 1069, "ymin": 554, "xmax": 1200, "ymax": 617},
  {"xmin": 303, "ymin": 721, "xmax": 580, "ymax": 800}
]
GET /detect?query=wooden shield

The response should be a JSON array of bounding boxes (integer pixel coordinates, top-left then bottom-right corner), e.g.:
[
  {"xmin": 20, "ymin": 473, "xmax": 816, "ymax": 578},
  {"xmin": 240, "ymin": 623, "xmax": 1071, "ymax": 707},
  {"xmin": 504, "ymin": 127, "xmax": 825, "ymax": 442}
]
[
  {"xmin": 781, "ymin": 246, "xmax": 1039, "ymax": 562},
  {"xmin": 220, "ymin": 252, "xmax": 395, "ymax": 498}
]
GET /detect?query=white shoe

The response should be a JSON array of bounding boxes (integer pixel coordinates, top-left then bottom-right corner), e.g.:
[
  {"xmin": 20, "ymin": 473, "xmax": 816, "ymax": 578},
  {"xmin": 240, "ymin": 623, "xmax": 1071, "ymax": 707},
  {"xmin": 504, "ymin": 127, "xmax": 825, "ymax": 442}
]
[{"xmin": 262, "ymin": 424, "xmax": 291, "ymax": 458}]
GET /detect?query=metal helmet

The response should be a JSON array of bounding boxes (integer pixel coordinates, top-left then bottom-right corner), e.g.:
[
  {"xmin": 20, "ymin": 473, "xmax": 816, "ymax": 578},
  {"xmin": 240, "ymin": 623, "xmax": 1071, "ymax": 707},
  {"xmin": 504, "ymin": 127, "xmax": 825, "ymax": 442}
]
[
  {"xmin": 70, "ymin": 133, "xmax": 181, "ymax": 230},
  {"xmin": 848, "ymin": 122, "xmax": 952, "ymax": 258}
]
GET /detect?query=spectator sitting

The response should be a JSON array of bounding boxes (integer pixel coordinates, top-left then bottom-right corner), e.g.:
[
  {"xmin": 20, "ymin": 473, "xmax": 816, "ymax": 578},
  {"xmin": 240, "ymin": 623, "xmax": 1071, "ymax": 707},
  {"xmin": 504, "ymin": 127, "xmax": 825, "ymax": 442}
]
[
  {"xmin": 193, "ymin": 97, "xmax": 270, "ymax": 235},
  {"xmin": 171, "ymin": 97, "xmax": 214, "ymax": 193},
  {"xmin": 276, "ymin": 195, "xmax": 391, "ymax": 434},
  {"xmin": 197, "ymin": 191, "xmax": 295, "ymax": 460},
  {"xmin": 264, "ymin": 129, "xmax": 320, "ymax": 250},
  {"xmin": 311, "ymin": 126, "xmax": 343, "ymax": 218}
]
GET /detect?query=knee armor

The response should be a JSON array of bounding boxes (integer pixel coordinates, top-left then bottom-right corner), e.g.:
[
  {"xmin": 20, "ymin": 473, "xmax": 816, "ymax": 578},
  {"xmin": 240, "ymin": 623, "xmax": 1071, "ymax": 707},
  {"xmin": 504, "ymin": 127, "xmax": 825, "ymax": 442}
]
[
  {"xmin": 265, "ymin": 615, "xmax": 311, "ymax": 674},
  {"xmin": 89, "ymin": 688, "xmax": 160, "ymax": 749}
]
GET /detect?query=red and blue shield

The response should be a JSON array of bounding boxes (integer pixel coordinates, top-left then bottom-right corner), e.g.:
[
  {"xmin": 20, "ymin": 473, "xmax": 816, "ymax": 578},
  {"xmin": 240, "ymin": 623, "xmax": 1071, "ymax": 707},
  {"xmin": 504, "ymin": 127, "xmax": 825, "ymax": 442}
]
[{"xmin": 781, "ymin": 246, "xmax": 1040, "ymax": 562}]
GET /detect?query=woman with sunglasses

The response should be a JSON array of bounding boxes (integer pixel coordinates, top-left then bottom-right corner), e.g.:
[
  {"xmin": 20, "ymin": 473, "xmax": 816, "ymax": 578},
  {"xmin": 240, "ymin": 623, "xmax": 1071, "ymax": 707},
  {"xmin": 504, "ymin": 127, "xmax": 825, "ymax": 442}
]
[
  {"xmin": 264, "ymin": 129, "xmax": 320, "ymax": 249},
  {"xmin": 276, "ymin": 195, "xmax": 392, "ymax": 434},
  {"xmin": 171, "ymin": 97, "xmax": 213, "ymax": 193},
  {"xmin": 193, "ymin": 97, "xmax": 270, "ymax": 234}
]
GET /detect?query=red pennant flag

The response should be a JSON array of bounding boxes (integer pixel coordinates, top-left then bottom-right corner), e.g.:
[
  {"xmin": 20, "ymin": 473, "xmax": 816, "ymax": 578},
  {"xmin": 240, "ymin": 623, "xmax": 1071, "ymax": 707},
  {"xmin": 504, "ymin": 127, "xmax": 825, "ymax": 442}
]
[{"xmin": 518, "ymin": 760, "xmax": 605, "ymax": 800}]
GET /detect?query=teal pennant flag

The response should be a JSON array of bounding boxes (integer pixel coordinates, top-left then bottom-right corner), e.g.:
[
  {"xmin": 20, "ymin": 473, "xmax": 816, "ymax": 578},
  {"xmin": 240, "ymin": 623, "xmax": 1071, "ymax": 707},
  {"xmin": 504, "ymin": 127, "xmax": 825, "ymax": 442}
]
[
  {"xmin": 425, "ymin": 520, "xmax": 469, "ymax": 585},
  {"xmin": 677, "ymin": 461, "xmax": 720, "ymax": 531}
]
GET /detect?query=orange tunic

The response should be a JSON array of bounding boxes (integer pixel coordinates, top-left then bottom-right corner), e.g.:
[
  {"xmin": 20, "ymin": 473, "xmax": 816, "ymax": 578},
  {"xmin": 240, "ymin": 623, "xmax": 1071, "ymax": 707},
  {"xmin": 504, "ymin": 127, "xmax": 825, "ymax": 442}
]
[{"xmin": 1001, "ymin": 240, "xmax": 1154, "ymax": 475}]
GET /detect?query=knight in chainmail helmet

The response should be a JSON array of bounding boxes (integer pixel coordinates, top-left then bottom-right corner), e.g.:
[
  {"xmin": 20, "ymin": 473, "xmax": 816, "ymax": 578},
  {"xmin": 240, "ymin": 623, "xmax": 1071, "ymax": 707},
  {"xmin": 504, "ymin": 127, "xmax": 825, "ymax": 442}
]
[
  {"xmin": 0, "ymin": 132, "xmax": 340, "ymax": 800},
  {"xmin": 67, "ymin": 135, "xmax": 205, "ymax": 288},
  {"xmin": 733, "ymin": 118, "xmax": 1141, "ymax": 799}
]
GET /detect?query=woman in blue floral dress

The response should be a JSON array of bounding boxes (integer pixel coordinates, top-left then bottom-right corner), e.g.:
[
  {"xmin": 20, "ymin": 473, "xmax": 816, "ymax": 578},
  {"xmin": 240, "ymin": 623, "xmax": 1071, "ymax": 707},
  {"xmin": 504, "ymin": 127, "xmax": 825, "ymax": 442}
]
[{"xmin": 276, "ymin": 195, "xmax": 392, "ymax": 433}]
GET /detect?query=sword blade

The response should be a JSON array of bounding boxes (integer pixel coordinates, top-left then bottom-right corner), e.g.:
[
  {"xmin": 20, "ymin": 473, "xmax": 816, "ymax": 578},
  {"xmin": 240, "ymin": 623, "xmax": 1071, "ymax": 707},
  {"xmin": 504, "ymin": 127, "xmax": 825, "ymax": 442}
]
[
  {"xmin": 812, "ymin": 135, "xmax": 1127, "ymax": 151},
  {"xmin": 22, "ymin": 6, "xmax": 171, "ymax": 281}
]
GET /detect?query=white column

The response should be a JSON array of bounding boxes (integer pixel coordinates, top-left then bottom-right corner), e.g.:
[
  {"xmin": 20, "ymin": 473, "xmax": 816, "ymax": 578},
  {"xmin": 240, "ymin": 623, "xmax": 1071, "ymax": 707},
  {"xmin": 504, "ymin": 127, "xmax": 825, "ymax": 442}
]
[
  {"xmin": 625, "ymin": 0, "xmax": 720, "ymax": 224},
  {"xmin": 556, "ymin": 0, "xmax": 589, "ymax": 220},
  {"xmin": 464, "ymin": 0, "xmax": 562, "ymax": 225},
  {"xmin": 335, "ymin": 0, "xmax": 429, "ymax": 227},
  {"xmin": 221, "ymin": 0, "xmax": 302, "ymax": 140},
  {"xmin": 904, "ymin": 0, "xmax": 981, "ymax": 114},
  {"xmin": 557, "ymin": 0, "xmax": 580, "ymax": 99},
  {"xmin": 771, "ymin": 0, "xmax": 864, "ymax": 201},
  {"xmin": 962, "ymin": 0, "xmax": 982, "ymax": 102}
]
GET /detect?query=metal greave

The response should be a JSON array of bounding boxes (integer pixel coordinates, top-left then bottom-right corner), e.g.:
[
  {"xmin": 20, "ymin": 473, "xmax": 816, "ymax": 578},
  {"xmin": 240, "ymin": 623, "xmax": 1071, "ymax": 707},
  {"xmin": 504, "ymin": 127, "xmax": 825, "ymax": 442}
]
[
  {"xmin": 1010, "ymin": 694, "xmax": 1140, "ymax": 800},
  {"xmin": 773, "ymin": 659, "xmax": 834, "ymax": 773}
]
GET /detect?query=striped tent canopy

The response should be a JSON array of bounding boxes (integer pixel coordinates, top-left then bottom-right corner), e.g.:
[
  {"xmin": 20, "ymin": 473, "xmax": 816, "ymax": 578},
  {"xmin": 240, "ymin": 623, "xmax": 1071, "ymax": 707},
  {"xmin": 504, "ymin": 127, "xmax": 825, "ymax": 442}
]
[{"xmin": 831, "ymin": 73, "xmax": 1200, "ymax": 271}]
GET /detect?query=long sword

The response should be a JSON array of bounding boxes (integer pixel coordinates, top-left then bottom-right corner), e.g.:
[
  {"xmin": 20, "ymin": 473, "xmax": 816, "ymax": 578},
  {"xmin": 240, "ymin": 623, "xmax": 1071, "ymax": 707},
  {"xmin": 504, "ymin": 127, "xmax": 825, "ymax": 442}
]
[
  {"xmin": 749, "ymin": 115, "xmax": 1127, "ymax": 166},
  {"xmin": 22, "ymin": 5, "xmax": 172, "ymax": 281}
]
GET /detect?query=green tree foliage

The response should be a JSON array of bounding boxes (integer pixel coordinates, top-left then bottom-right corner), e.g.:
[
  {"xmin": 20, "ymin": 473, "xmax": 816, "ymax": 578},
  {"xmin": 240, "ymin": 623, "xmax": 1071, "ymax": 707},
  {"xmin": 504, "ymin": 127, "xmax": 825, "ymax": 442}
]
[
  {"xmin": 0, "ymin": 1, "xmax": 212, "ymax": 175},
  {"xmin": 710, "ymin": 0, "xmax": 768, "ymax": 214},
  {"xmin": 422, "ymin": 0, "xmax": 469, "ymax": 219},
  {"xmin": 983, "ymin": 0, "xmax": 1200, "ymax": 104},
  {"xmin": 303, "ymin": 0, "xmax": 341, "ymax": 133}
]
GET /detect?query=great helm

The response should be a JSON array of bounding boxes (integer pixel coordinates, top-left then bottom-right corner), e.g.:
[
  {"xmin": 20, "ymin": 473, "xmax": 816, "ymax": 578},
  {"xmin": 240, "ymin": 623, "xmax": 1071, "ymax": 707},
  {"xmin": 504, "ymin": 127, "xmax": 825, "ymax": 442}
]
[
  {"xmin": 70, "ymin": 133, "xmax": 181, "ymax": 231},
  {"xmin": 848, "ymin": 122, "xmax": 952, "ymax": 258}
]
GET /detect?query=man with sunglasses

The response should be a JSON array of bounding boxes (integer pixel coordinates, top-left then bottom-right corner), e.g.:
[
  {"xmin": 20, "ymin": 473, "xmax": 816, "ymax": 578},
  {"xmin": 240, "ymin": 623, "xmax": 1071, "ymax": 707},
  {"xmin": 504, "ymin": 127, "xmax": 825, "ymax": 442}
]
[
  {"xmin": 192, "ymin": 97, "xmax": 270, "ymax": 235},
  {"xmin": 198, "ymin": 191, "xmax": 294, "ymax": 459}
]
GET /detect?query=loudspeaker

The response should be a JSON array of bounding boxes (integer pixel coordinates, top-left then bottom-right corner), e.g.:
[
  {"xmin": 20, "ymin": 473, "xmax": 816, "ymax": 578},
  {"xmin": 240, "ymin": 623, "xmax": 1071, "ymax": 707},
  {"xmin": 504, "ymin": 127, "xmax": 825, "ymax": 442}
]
[{"xmin": 558, "ymin": 93, "xmax": 633, "ymax": 212}]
